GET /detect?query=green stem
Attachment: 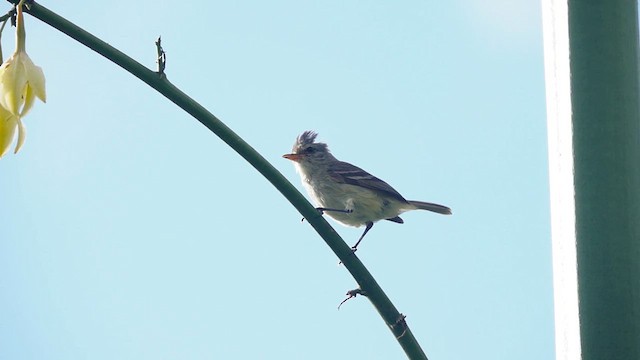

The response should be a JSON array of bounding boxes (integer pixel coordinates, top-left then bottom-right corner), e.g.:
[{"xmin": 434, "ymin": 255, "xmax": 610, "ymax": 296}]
[
  {"xmin": 23, "ymin": 2, "xmax": 430, "ymax": 359},
  {"xmin": 15, "ymin": 0, "xmax": 25, "ymax": 52},
  {"xmin": 568, "ymin": 0, "xmax": 640, "ymax": 357}
]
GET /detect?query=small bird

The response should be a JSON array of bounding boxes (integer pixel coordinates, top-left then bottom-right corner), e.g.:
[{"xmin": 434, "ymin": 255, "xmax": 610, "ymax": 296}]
[{"xmin": 283, "ymin": 131, "xmax": 451, "ymax": 250}]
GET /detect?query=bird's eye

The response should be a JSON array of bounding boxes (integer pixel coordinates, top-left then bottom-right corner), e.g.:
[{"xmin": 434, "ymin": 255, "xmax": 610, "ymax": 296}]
[{"xmin": 305, "ymin": 146, "xmax": 315, "ymax": 153}]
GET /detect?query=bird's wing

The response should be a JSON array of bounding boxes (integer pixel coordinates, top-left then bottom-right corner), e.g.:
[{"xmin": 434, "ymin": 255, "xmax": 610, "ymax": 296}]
[{"xmin": 327, "ymin": 161, "xmax": 408, "ymax": 202}]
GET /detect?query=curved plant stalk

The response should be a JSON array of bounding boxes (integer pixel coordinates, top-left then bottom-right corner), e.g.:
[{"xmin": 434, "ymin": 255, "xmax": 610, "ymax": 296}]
[{"xmin": 18, "ymin": 2, "xmax": 430, "ymax": 359}]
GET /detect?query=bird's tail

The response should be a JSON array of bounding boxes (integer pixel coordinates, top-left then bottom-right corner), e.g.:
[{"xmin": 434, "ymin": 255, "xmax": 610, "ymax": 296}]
[{"xmin": 408, "ymin": 200, "xmax": 452, "ymax": 215}]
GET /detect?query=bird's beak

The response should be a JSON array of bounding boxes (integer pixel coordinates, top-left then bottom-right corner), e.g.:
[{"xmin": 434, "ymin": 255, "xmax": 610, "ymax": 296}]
[{"xmin": 283, "ymin": 153, "xmax": 302, "ymax": 162}]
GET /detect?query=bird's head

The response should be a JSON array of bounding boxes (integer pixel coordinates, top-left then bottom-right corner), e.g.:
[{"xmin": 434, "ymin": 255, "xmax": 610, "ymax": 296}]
[{"xmin": 282, "ymin": 131, "xmax": 332, "ymax": 165}]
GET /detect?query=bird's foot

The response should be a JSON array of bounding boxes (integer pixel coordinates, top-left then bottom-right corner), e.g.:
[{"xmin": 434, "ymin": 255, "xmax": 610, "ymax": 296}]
[
  {"xmin": 301, "ymin": 208, "xmax": 352, "ymax": 222},
  {"xmin": 337, "ymin": 246, "xmax": 358, "ymax": 265},
  {"xmin": 317, "ymin": 207, "xmax": 353, "ymax": 214}
]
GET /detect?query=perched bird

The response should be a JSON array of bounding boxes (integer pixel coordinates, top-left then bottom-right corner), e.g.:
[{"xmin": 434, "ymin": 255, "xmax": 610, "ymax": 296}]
[{"xmin": 283, "ymin": 131, "xmax": 451, "ymax": 250}]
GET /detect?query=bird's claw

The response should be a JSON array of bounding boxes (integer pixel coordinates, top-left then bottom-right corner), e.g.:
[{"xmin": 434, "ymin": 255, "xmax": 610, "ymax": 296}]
[
  {"xmin": 302, "ymin": 208, "xmax": 352, "ymax": 223},
  {"xmin": 337, "ymin": 247, "xmax": 358, "ymax": 265},
  {"xmin": 301, "ymin": 207, "xmax": 328, "ymax": 222}
]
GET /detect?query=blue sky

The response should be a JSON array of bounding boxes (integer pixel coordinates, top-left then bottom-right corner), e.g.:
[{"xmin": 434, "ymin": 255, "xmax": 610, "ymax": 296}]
[{"xmin": 1, "ymin": 1, "xmax": 552, "ymax": 359}]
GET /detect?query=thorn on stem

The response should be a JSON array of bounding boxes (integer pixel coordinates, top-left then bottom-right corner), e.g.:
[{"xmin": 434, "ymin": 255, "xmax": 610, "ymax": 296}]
[
  {"xmin": 338, "ymin": 288, "xmax": 367, "ymax": 309},
  {"xmin": 391, "ymin": 313, "xmax": 408, "ymax": 339},
  {"xmin": 155, "ymin": 36, "xmax": 166, "ymax": 76}
]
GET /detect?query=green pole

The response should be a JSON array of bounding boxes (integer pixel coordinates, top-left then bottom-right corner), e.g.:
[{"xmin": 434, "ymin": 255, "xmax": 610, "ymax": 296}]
[{"xmin": 569, "ymin": 0, "xmax": 640, "ymax": 358}]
